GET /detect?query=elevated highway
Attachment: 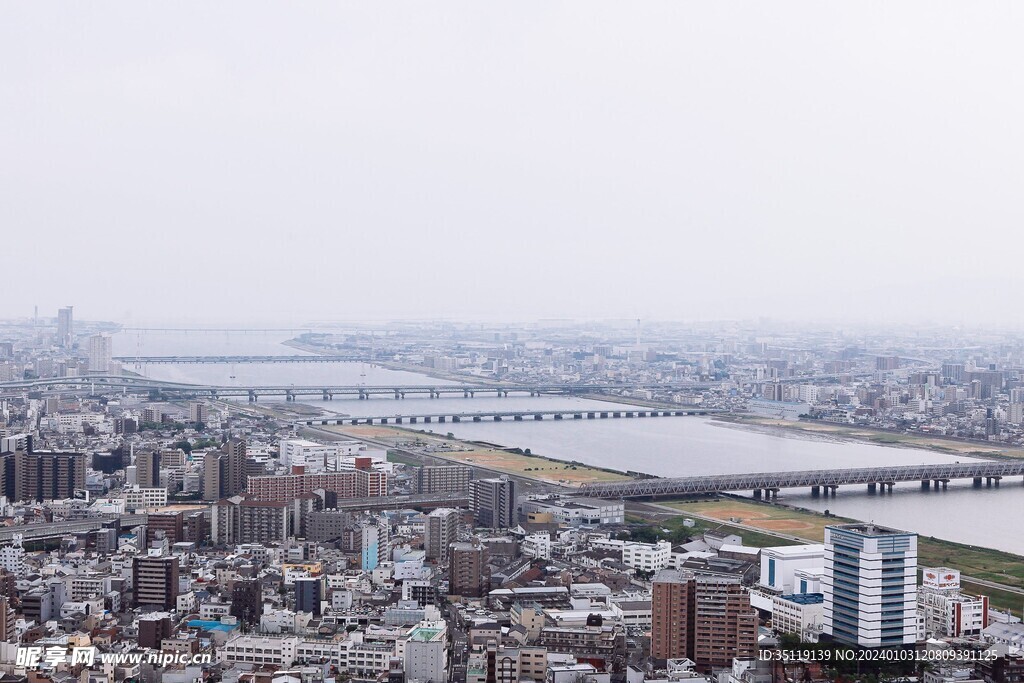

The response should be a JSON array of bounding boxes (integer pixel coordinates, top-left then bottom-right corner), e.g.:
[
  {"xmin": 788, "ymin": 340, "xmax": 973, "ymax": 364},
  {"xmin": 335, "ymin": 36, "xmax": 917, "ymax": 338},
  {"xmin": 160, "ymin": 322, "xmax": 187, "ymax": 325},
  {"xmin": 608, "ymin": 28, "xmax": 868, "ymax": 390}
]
[{"xmin": 575, "ymin": 461, "xmax": 1024, "ymax": 499}]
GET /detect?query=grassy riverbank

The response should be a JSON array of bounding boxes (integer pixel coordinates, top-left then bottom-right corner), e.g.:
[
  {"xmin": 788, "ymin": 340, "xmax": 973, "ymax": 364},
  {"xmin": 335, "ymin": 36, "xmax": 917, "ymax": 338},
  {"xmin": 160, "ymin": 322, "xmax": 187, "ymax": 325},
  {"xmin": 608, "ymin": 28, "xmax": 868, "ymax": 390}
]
[
  {"xmin": 664, "ymin": 498, "xmax": 1024, "ymax": 615},
  {"xmin": 323, "ymin": 424, "xmax": 632, "ymax": 486}
]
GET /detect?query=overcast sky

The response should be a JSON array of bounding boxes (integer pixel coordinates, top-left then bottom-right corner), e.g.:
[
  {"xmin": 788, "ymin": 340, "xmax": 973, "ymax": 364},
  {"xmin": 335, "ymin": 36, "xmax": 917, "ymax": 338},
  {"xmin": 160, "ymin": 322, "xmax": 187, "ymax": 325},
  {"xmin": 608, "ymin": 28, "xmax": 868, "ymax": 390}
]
[{"xmin": 2, "ymin": 3, "xmax": 1022, "ymax": 327}]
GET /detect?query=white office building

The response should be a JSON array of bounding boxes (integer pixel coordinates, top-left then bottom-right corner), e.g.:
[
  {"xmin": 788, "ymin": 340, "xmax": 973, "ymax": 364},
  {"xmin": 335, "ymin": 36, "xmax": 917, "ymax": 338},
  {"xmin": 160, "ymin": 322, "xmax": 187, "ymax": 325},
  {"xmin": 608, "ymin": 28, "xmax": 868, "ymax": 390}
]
[
  {"xmin": 621, "ymin": 540, "xmax": 672, "ymax": 573},
  {"xmin": 823, "ymin": 524, "xmax": 918, "ymax": 648},
  {"xmin": 759, "ymin": 544, "xmax": 825, "ymax": 593}
]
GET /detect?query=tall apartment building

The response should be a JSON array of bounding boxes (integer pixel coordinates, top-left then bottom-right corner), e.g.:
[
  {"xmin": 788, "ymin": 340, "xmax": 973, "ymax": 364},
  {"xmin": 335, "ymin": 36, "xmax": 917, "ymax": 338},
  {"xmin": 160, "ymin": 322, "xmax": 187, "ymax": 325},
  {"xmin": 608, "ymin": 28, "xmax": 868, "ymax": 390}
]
[
  {"xmin": 424, "ymin": 508, "xmax": 459, "ymax": 564},
  {"xmin": 651, "ymin": 569, "xmax": 694, "ymax": 660},
  {"xmin": 133, "ymin": 553, "xmax": 179, "ymax": 609},
  {"xmin": 57, "ymin": 307, "xmax": 73, "ymax": 348},
  {"xmin": 211, "ymin": 498, "xmax": 290, "ymax": 545},
  {"xmin": 189, "ymin": 401, "xmax": 207, "ymax": 424},
  {"xmin": 0, "ymin": 451, "xmax": 88, "ymax": 502},
  {"xmin": 231, "ymin": 578, "xmax": 263, "ymax": 625},
  {"xmin": 146, "ymin": 511, "xmax": 185, "ymax": 547},
  {"xmin": 246, "ymin": 468, "xmax": 386, "ymax": 502},
  {"xmin": 136, "ymin": 450, "xmax": 162, "ymax": 489},
  {"xmin": 203, "ymin": 439, "xmax": 248, "ymax": 500},
  {"xmin": 87, "ymin": 334, "xmax": 112, "ymax": 373},
  {"xmin": 417, "ymin": 465, "xmax": 471, "ymax": 494},
  {"xmin": 450, "ymin": 542, "xmax": 488, "ymax": 598},
  {"xmin": 823, "ymin": 523, "xmax": 918, "ymax": 648},
  {"xmin": 693, "ymin": 575, "xmax": 758, "ymax": 670},
  {"xmin": 651, "ymin": 569, "xmax": 758, "ymax": 671},
  {"xmin": 0, "ymin": 597, "xmax": 15, "ymax": 643},
  {"xmin": 470, "ymin": 476, "xmax": 516, "ymax": 528},
  {"xmin": 295, "ymin": 577, "xmax": 322, "ymax": 615}
]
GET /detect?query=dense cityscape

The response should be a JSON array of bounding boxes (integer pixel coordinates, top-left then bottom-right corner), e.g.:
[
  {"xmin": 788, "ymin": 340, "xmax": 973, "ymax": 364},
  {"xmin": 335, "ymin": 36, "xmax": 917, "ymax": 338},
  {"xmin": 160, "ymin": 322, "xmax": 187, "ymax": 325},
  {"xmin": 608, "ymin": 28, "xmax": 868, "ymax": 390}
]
[
  {"xmin": 0, "ymin": 311, "xmax": 1019, "ymax": 682},
  {"xmin": 5, "ymin": 2, "xmax": 1021, "ymax": 682}
]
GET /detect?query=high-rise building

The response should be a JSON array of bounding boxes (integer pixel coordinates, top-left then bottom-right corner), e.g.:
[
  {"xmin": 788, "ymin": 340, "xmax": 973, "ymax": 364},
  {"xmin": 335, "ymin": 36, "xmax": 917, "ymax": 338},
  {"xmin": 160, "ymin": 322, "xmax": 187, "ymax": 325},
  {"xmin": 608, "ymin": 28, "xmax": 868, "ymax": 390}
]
[
  {"xmin": 189, "ymin": 401, "xmax": 208, "ymax": 424},
  {"xmin": 692, "ymin": 575, "xmax": 758, "ymax": 670},
  {"xmin": 651, "ymin": 569, "xmax": 757, "ymax": 671},
  {"xmin": 823, "ymin": 523, "xmax": 918, "ymax": 648},
  {"xmin": 651, "ymin": 569, "xmax": 694, "ymax": 661},
  {"xmin": 133, "ymin": 553, "xmax": 179, "ymax": 609},
  {"xmin": 294, "ymin": 577, "xmax": 322, "ymax": 615},
  {"xmin": 146, "ymin": 511, "xmax": 185, "ymax": 547},
  {"xmin": 5, "ymin": 451, "xmax": 88, "ymax": 502},
  {"xmin": 211, "ymin": 498, "xmax": 290, "ymax": 545},
  {"xmin": 417, "ymin": 465, "xmax": 471, "ymax": 494},
  {"xmin": 136, "ymin": 450, "xmax": 162, "ymax": 489},
  {"xmin": 57, "ymin": 307, "xmax": 73, "ymax": 348},
  {"xmin": 203, "ymin": 439, "xmax": 248, "ymax": 500},
  {"xmin": 469, "ymin": 477, "xmax": 516, "ymax": 528},
  {"xmin": 450, "ymin": 542, "xmax": 488, "ymax": 598},
  {"xmin": 231, "ymin": 578, "xmax": 262, "ymax": 625},
  {"xmin": 0, "ymin": 597, "xmax": 15, "ymax": 643},
  {"xmin": 404, "ymin": 622, "xmax": 449, "ymax": 683},
  {"xmin": 424, "ymin": 508, "xmax": 459, "ymax": 564},
  {"xmin": 87, "ymin": 334, "xmax": 112, "ymax": 373}
]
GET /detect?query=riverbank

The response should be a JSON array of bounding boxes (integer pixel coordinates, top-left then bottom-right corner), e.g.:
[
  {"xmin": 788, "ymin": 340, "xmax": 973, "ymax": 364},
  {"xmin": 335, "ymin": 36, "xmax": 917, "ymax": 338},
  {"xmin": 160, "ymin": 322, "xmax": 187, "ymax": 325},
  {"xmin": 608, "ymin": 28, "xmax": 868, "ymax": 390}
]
[
  {"xmin": 661, "ymin": 497, "xmax": 1024, "ymax": 615},
  {"xmin": 316, "ymin": 423, "xmax": 633, "ymax": 486},
  {"xmin": 714, "ymin": 414, "xmax": 1024, "ymax": 459}
]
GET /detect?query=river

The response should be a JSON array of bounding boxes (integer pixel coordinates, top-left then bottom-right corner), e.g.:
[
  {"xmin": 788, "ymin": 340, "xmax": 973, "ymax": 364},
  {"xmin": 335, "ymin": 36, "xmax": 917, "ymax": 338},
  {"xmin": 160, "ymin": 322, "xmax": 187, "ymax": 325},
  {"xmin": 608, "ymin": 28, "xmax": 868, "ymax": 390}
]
[{"xmin": 114, "ymin": 330, "xmax": 1024, "ymax": 554}]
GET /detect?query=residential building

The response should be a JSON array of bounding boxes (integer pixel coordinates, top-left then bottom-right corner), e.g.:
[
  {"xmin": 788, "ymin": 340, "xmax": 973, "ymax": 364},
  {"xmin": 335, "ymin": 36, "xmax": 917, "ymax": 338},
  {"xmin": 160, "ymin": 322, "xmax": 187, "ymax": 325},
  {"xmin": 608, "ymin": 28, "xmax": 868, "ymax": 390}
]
[
  {"xmin": 424, "ymin": 508, "xmax": 459, "ymax": 564},
  {"xmin": 417, "ymin": 464, "xmax": 471, "ymax": 494},
  {"xmin": 133, "ymin": 553, "xmax": 179, "ymax": 609},
  {"xmin": 470, "ymin": 476, "xmax": 515, "ymax": 528},
  {"xmin": 450, "ymin": 542, "xmax": 488, "ymax": 598}
]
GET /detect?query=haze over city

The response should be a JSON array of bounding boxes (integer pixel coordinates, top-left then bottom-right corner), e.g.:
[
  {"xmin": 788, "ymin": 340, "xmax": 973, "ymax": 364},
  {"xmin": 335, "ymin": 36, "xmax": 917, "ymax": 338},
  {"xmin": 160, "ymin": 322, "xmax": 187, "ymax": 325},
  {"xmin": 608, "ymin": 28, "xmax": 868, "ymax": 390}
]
[{"xmin": 4, "ymin": 2, "xmax": 1024, "ymax": 325}]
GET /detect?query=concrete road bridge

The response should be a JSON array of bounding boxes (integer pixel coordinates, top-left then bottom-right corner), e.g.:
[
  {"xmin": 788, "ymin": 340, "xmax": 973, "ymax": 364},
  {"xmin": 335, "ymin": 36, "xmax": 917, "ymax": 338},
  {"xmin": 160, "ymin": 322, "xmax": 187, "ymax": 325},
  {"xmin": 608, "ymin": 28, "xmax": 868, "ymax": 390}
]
[
  {"xmin": 300, "ymin": 407, "xmax": 721, "ymax": 427},
  {"xmin": 574, "ymin": 461, "xmax": 1024, "ymax": 499},
  {"xmin": 114, "ymin": 355, "xmax": 366, "ymax": 364}
]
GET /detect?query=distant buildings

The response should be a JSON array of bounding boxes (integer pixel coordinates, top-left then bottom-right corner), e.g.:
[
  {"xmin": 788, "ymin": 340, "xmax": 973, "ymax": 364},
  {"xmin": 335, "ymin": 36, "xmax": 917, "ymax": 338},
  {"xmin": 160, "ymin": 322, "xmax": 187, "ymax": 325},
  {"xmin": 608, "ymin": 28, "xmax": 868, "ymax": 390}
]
[
  {"xmin": 87, "ymin": 334, "xmax": 112, "ymax": 373},
  {"xmin": 245, "ymin": 467, "xmax": 386, "ymax": 502},
  {"xmin": 823, "ymin": 523, "xmax": 918, "ymax": 647},
  {"xmin": 470, "ymin": 476, "xmax": 516, "ymax": 528},
  {"xmin": 57, "ymin": 306, "xmax": 73, "ymax": 348}
]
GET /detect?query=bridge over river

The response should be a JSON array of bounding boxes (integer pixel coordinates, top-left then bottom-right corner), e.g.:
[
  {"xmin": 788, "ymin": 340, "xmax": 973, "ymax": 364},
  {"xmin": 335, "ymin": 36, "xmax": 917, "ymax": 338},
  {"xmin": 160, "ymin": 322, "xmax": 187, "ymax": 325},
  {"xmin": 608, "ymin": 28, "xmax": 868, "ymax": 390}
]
[
  {"xmin": 574, "ymin": 461, "xmax": 1024, "ymax": 499},
  {"xmin": 299, "ymin": 407, "xmax": 721, "ymax": 426}
]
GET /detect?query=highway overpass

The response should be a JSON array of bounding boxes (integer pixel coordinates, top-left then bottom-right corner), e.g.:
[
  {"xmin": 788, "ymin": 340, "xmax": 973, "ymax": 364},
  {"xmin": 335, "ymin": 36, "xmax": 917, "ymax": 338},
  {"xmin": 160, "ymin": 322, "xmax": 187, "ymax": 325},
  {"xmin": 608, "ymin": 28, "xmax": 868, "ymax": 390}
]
[{"xmin": 114, "ymin": 355, "xmax": 366, "ymax": 364}]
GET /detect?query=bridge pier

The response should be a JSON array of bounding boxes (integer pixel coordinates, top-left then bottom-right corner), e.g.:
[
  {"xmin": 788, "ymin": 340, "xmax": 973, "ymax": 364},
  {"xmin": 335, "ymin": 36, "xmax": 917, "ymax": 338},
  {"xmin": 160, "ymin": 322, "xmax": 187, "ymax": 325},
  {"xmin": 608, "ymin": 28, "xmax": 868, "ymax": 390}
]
[
  {"xmin": 359, "ymin": 390, "xmax": 367, "ymax": 400},
  {"xmin": 867, "ymin": 483, "xmax": 876, "ymax": 493},
  {"xmin": 600, "ymin": 412, "xmax": 608, "ymax": 418},
  {"xmin": 452, "ymin": 416, "xmax": 460, "ymax": 422},
  {"xmin": 323, "ymin": 390, "xmax": 332, "ymax": 401},
  {"xmin": 396, "ymin": 417, "xmax": 403, "ymax": 424},
  {"xmin": 248, "ymin": 390, "xmax": 257, "ymax": 403},
  {"xmin": 410, "ymin": 417, "xmax": 417, "ymax": 423},
  {"xmin": 921, "ymin": 480, "xmax": 931, "ymax": 490},
  {"xmin": 514, "ymin": 415, "xmax": 523, "ymax": 421},
  {"xmin": 534, "ymin": 414, "xmax": 543, "ymax": 420},
  {"xmin": 395, "ymin": 390, "xmax": 401, "ymax": 399},
  {"xmin": 883, "ymin": 482, "xmax": 894, "ymax": 492},
  {"xmin": 753, "ymin": 489, "xmax": 762, "ymax": 499},
  {"xmin": 473, "ymin": 416, "xmax": 481, "ymax": 422},
  {"xmin": 380, "ymin": 418, "xmax": 388, "ymax": 424},
  {"xmin": 424, "ymin": 416, "xmax": 432, "ymax": 423},
  {"xmin": 493, "ymin": 415, "xmax": 502, "ymax": 421},
  {"xmin": 285, "ymin": 390, "xmax": 295, "ymax": 402},
  {"xmin": 554, "ymin": 414, "xmax": 563, "ymax": 420},
  {"xmin": 438, "ymin": 416, "xmax": 446, "ymax": 423},
  {"xmin": 811, "ymin": 486, "xmax": 820, "ymax": 496},
  {"xmin": 464, "ymin": 390, "xmax": 470, "ymax": 398},
  {"xmin": 827, "ymin": 485, "xmax": 838, "ymax": 496},
  {"xmin": 613, "ymin": 412, "xmax": 621, "ymax": 418},
  {"xmin": 974, "ymin": 477, "xmax": 983, "ymax": 487}
]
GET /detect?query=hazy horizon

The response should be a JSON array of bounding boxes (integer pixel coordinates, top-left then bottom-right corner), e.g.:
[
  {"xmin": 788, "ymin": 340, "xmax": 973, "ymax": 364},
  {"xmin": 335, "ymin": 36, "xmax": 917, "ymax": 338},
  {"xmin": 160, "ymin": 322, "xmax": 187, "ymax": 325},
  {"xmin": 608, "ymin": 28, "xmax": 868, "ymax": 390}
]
[{"xmin": 3, "ymin": 2, "xmax": 1023, "ymax": 326}]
